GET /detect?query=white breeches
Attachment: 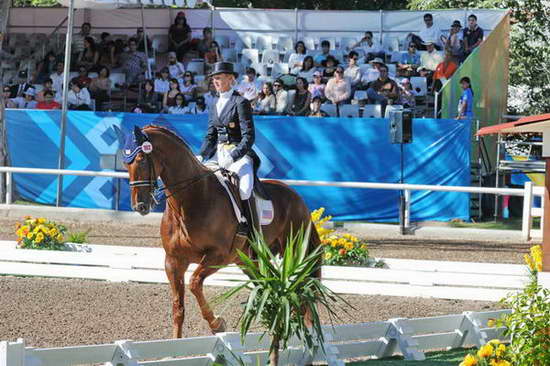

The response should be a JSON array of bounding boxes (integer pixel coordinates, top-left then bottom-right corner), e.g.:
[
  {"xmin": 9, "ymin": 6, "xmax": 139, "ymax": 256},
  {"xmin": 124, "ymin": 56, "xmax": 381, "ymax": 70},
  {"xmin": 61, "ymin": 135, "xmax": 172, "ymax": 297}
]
[{"xmin": 211, "ymin": 144, "xmax": 254, "ymax": 200}]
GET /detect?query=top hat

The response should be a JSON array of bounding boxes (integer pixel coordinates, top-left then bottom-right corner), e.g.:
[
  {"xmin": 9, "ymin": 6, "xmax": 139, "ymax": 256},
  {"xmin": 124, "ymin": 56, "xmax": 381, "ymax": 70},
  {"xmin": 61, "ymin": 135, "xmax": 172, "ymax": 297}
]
[
  {"xmin": 209, "ymin": 62, "xmax": 239, "ymax": 78},
  {"xmin": 452, "ymin": 20, "xmax": 462, "ymax": 28}
]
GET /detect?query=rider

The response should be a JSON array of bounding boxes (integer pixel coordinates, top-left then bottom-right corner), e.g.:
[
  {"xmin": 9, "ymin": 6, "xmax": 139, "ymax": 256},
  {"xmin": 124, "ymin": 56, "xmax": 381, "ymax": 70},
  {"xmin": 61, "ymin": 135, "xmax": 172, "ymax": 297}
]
[{"xmin": 198, "ymin": 62, "xmax": 260, "ymax": 237}]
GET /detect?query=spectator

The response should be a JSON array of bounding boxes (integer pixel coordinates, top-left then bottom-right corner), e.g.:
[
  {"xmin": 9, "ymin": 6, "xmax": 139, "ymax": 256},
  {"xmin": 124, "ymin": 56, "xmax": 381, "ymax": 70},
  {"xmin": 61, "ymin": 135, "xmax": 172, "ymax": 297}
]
[
  {"xmin": 463, "ymin": 14, "xmax": 484, "ymax": 58},
  {"xmin": 36, "ymin": 78, "xmax": 59, "ymax": 103},
  {"xmin": 289, "ymin": 77, "xmax": 311, "ymax": 116},
  {"xmin": 73, "ymin": 65, "xmax": 92, "ymax": 89},
  {"xmin": 397, "ymin": 78, "xmax": 417, "ymax": 108},
  {"xmin": 398, "ymin": 43, "xmax": 420, "ymax": 77},
  {"xmin": 352, "ymin": 31, "xmax": 384, "ymax": 61},
  {"xmin": 179, "ymin": 71, "xmax": 197, "ymax": 102},
  {"xmin": 442, "ymin": 20, "xmax": 464, "ymax": 61},
  {"xmin": 197, "ymin": 27, "xmax": 213, "ymax": 57},
  {"xmin": 10, "ymin": 71, "xmax": 34, "ymax": 98},
  {"xmin": 308, "ymin": 96, "xmax": 328, "ymax": 117},
  {"xmin": 167, "ymin": 51, "xmax": 185, "ymax": 79},
  {"xmin": 50, "ymin": 61, "xmax": 65, "ymax": 95},
  {"xmin": 77, "ymin": 37, "xmax": 99, "ymax": 72},
  {"xmin": 108, "ymin": 38, "xmax": 126, "ymax": 70},
  {"xmin": 322, "ymin": 55, "xmax": 339, "ymax": 80},
  {"xmin": 457, "ymin": 76, "xmax": 474, "ymax": 119},
  {"xmin": 154, "ymin": 67, "xmax": 171, "ymax": 94},
  {"xmin": 308, "ymin": 71, "xmax": 326, "ymax": 100},
  {"xmin": 36, "ymin": 90, "xmax": 61, "ymax": 110},
  {"xmin": 254, "ymin": 82, "xmax": 276, "ymax": 115},
  {"xmin": 204, "ymin": 41, "xmax": 222, "ymax": 73},
  {"xmin": 433, "ymin": 50, "xmax": 458, "ymax": 92},
  {"xmin": 418, "ymin": 40, "xmax": 443, "ymax": 82},
  {"xmin": 272, "ymin": 79, "xmax": 288, "ymax": 114},
  {"xmin": 168, "ymin": 93, "xmax": 189, "ymax": 114},
  {"xmin": 325, "ymin": 66, "xmax": 351, "ymax": 105},
  {"xmin": 34, "ymin": 51, "xmax": 59, "ymax": 84},
  {"xmin": 367, "ymin": 64, "xmax": 399, "ymax": 115},
  {"xmin": 163, "ymin": 78, "xmax": 180, "ymax": 110},
  {"xmin": 169, "ymin": 11, "xmax": 192, "ymax": 61},
  {"xmin": 122, "ymin": 38, "xmax": 147, "ymax": 85},
  {"xmin": 137, "ymin": 79, "xmax": 159, "ymax": 113},
  {"xmin": 11, "ymin": 88, "xmax": 38, "ymax": 109},
  {"xmin": 88, "ymin": 65, "xmax": 112, "ymax": 111},
  {"xmin": 344, "ymin": 51, "xmax": 362, "ymax": 88},
  {"xmin": 298, "ymin": 56, "xmax": 316, "ymax": 81},
  {"xmin": 67, "ymin": 81, "xmax": 92, "ymax": 110},
  {"xmin": 134, "ymin": 27, "xmax": 152, "ymax": 53},
  {"xmin": 2, "ymin": 86, "xmax": 15, "ymax": 108},
  {"xmin": 237, "ymin": 67, "xmax": 261, "ymax": 101},
  {"xmin": 203, "ymin": 78, "xmax": 217, "ymax": 109},
  {"xmin": 288, "ymin": 41, "xmax": 307, "ymax": 74},
  {"xmin": 72, "ymin": 22, "xmax": 93, "ymax": 57},
  {"xmin": 98, "ymin": 32, "xmax": 112, "ymax": 60},
  {"xmin": 190, "ymin": 95, "xmax": 208, "ymax": 114},
  {"xmin": 361, "ymin": 57, "xmax": 384, "ymax": 87},
  {"xmin": 408, "ymin": 13, "xmax": 442, "ymax": 50},
  {"xmin": 314, "ymin": 40, "xmax": 332, "ymax": 66}
]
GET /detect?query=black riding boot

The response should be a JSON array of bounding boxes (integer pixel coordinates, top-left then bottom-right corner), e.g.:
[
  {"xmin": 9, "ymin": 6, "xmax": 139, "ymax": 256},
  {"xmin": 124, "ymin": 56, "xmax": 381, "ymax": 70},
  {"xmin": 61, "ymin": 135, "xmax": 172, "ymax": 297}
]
[{"xmin": 237, "ymin": 198, "xmax": 256, "ymax": 237}]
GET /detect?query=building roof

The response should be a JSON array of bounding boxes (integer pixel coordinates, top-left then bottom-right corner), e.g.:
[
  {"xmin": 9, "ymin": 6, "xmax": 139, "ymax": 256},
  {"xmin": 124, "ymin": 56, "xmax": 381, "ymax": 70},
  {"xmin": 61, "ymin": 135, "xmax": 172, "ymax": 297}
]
[{"xmin": 476, "ymin": 113, "xmax": 550, "ymax": 136}]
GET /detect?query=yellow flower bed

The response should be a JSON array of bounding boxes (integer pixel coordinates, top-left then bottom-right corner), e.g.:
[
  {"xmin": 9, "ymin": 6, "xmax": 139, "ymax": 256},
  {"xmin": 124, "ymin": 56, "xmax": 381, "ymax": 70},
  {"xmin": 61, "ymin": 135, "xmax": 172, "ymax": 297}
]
[
  {"xmin": 459, "ymin": 339, "xmax": 513, "ymax": 366},
  {"xmin": 16, "ymin": 216, "xmax": 67, "ymax": 250},
  {"xmin": 524, "ymin": 244, "xmax": 542, "ymax": 273}
]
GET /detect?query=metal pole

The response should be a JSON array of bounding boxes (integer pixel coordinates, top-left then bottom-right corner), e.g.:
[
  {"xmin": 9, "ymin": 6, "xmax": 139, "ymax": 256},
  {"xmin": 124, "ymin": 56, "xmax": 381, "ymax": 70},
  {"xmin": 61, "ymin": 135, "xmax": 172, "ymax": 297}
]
[
  {"xmin": 0, "ymin": 0, "xmax": 12, "ymax": 204},
  {"xmin": 399, "ymin": 142, "xmax": 406, "ymax": 234},
  {"xmin": 211, "ymin": 1, "xmax": 215, "ymax": 39},
  {"xmin": 56, "ymin": 0, "xmax": 76, "ymax": 207},
  {"xmin": 433, "ymin": 91, "xmax": 439, "ymax": 118},
  {"xmin": 6, "ymin": 172, "xmax": 11, "ymax": 205},
  {"xmin": 494, "ymin": 134, "xmax": 501, "ymax": 221},
  {"xmin": 140, "ymin": 3, "xmax": 152, "ymax": 79},
  {"xmin": 379, "ymin": 10, "xmax": 383, "ymax": 46},
  {"xmin": 294, "ymin": 8, "xmax": 298, "ymax": 43}
]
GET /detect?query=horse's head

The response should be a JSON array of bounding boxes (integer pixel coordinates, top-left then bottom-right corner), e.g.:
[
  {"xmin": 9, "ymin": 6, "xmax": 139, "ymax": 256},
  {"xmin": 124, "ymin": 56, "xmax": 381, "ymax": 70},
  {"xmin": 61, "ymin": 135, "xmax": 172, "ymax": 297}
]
[{"xmin": 122, "ymin": 126, "xmax": 160, "ymax": 216}]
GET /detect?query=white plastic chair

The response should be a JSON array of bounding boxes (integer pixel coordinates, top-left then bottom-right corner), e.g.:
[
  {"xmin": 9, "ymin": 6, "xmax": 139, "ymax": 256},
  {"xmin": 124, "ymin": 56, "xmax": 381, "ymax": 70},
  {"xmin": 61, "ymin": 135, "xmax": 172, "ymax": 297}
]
[
  {"xmin": 187, "ymin": 61, "xmax": 205, "ymax": 75},
  {"xmin": 339, "ymin": 104, "xmax": 360, "ymax": 118},
  {"xmin": 241, "ymin": 48, "xmax": 260, "ymax": 66},
  {"xmin": 261, "ymin": 49, "xmax": 280, "ymax": 65},
  {"xmin": 303, "ymin": 37, "xmax": 316, "ymax": 51},
  {"xmin": 287, "ymin": 89, "xmax": 296, "ymax": 112},
  {"xmin": 110, "ymin": 72, "xmax": 126, "ymax": 91},
  {"xmin": 353, "ymin": 90, "xmax": 368, "ymax": 102},
  {"xmin": 271, "ymin": 63, "xmax": 289, "ymax": 78},
  {"xmin": 277, "ymin": 37, "xmax": 294, "ymax": 52},
  {"xmin": 384, "ymin": 104, "xmax": 404, "ymax": 118},
  {"xmin": 410, "ymin": 76, "xmax": 428, "ymax": 97},
  {"xmin": 250, "ymin": 62, "xmax": 268, "ymax": 77},
  {"xmin": 321, "ymin": 103, "xmax": 337, "ymax": 117},
  {"xmin": 363, "ymin": 104, "xmax": 382, "ymax": 118},
  {"xmin": 221, "ymin": 48, "xmax": 237, "ymax": 62},
  {"xmin": 255, "ymin": 35, "xmax": 273, "ymax": 51}
]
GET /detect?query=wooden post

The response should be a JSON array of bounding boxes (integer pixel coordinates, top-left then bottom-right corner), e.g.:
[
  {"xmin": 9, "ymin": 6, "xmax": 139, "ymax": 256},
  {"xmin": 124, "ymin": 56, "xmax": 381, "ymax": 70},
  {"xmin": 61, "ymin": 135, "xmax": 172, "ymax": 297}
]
[{"xmin": 542, "ymin": 158, "xmax": 550, "ymax": 272}]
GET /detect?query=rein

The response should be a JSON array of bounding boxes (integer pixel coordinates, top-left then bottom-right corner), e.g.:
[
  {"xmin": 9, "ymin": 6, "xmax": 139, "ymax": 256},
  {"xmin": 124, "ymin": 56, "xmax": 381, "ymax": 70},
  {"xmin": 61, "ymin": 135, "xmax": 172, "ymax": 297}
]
[{"xmin": 161, "ymin": 168, "xmax": 219, "ymax": 200}]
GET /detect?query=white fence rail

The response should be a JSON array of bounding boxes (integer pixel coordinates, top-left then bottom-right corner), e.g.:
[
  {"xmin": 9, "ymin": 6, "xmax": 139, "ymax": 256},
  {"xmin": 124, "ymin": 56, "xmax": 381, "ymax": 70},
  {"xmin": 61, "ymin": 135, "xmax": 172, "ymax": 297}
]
[
  {"xmin": 0, "ymin": 166, "xmax": 544, "ymax": 240},
  {"xmin": 0, "ymin": 309, "xmax": 510, "ymax": 366},
  {"xmin": 0, "ymin": 241, "xmax": 529, "ymax": 301}
]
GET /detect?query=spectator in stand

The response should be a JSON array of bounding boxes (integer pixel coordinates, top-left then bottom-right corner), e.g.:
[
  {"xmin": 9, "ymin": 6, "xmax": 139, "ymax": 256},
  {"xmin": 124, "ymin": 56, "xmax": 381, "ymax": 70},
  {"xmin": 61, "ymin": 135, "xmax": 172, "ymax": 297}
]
[
  {"xmin": 169, "ymin": 11, "xmax": 192, "ymax": 61},
  {"xmin": 322, "ymin": 55, "xmax": 339, "ymax": 80},
  {"xmin": 344, "ymin": 51, "xmax": 362, "ymax": 88},
  {"xmin": 397, "ymin": 78, "xmax": 417, "ymax": 108},
  {"xmin": 298, "ymin": 56, "xmax": 316, "ymax": 81},
  {"xmin": 72, "ymin": 22, "xmax": 93, "ymax": 59},
  {"xmin": 456, "ymin": 76, "xmax": 474, "ymax": 119},
  {"xmin": 308, "ymin": 96, "xmax": 328, "ymax": 117},
  {"xmin": 418, "ymin": 40, "xmax": 443, "ymax": 83},
  {"xmin": 36, "ymin": 78, "xmax": 58, "ymax": 103},
  {"xmin": 137, "ymin": 79, "xmax": 159, "ymax": 113},
  {"xmin": 122, "ymin": 38, "xmax": 147, "ymax": 86},
  {"xmin": 314, "ymin": 40, "xmax": 332, "ymax": 67},
  {"xmin": 134, "ymin": 27, "xmax": 152, "ymax": 53},
  {"xmin": 10, "ymin": 71, "xmax": 33, "ymax": 98},
  {"xmin": 325, "ymin": 66, "xmax": 351, "ymax": 105},
  {"xmin": 163, "ymin": 78, "xmax": 180, "ymax": 110},
  {"xmin": 73, "ymin": 65, "xmax": 92, "ymax": 89},
  {"xmin": 398, "ymin": 43, "xmax": 420, "ymax": 77},
  {"xmin": 308, "ymin": 71, "xmax": 326, "ymax": 100},
  {"xmin": 197, "ymin": 27, "xmax": 214, "ymax": 57},
  {"xmin": 203, "ymin": 78, "xmax": 217, "ymax": 109},
  {"xmin": 108, "ymin": 38, "xmax": 126, "ymax": 71},
  {"xmin": 11, "ymin": 88, "xmax": 38, "ymax": 109},
  {"xmin": 190, "ymin": 95, "xmax": 208, "ymax": 114},
  {"xmin": 77, "ymin": 37, "xmax": 100, "ymax": 72},
  {"xmin": 288, "ymin": 41, "xmax": 307, "ymax": 75},
  {"xmin": 50, "ymin": 61, "xmax": 65, "ymax": 95},
  {"xmin": 273, "ymin": 79, "xmax": 288, "ymax": 114},
  {"xmin": 237, "ymin": 67, "xmax": 261, "ymax": 101},
  {"xmin": 204, "ymin": 41, "xmax": 222, "ymax": 73},
  {"xmin": 168, "ymin": 93, "xmax": 189, "ymax": 114},
  {"xmin": 98, "ymin": 32, "xmax": 112, "ymax": 60},
  {"xmin": 167, "ymin": 51, "xmax": 185, "ymax": 79},
  {"xmin": 360, "ymin": 57, "xmax": 384, "ymax": 87},
  {"xmin": 2, "ymin": 86, "xmax": 16, "ymax": 108},
  {"xmin": 351, "ymin": 31, "xmax": 384, "ymax": 61},
  {"xmin": 179, "ymin": 71, "xmax": 197, "ymax": 102},
  {"xmin": 366, "ymin": 64, "xmax": 399, "ymax": 115},
  {"xmin": 88, "ymin": 65, "xmax": 112, "ymax": 111},
  {"xmin": 289, "ymin": 77, "xmax": 311, "ymax": 116},
  {"xmin": 254, "ymin": 82, "xmax": 276, "ymax": 115},
  {"xmin": 433, "ymin": 49, "xmax": 458, "ymax": 92},
  {"xmin": 463, "ymin": 14, "xmax": 484, "ymax": 58},
  {"xmin": 154, "ymin": 67, "xmax": 171, "ymax": 94},
  {"xmin": 36, "ymin": 90, "xmax": 61, "ymax": 110},
  {"xmin": 441, "ymin": 20, "xmax": 464, "ymax": 61},
  {"xmin": 408, "ymin": 13, "xmax": 442, "ymax": 50},
  {"xmin": 34, "ymin": 51, "xmax": 59, "ymax": 84},
  {"xmin": 67, "ymin": 80, "xmax": 92, "ymax": 110}
]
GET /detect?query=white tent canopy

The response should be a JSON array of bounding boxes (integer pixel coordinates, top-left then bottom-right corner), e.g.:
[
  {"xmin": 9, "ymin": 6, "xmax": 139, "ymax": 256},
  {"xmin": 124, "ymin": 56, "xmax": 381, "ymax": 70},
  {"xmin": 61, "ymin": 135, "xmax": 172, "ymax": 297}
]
[{"xmin": 56, "ymin": 0, "xmax": 196, "ymax": 9}]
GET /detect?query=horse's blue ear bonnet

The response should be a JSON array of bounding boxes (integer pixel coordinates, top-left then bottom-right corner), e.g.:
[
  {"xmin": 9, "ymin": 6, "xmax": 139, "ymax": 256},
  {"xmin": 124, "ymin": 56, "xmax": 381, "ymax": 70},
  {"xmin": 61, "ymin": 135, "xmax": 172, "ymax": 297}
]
[{"xmin": 122, "ymin": 126, "xmax": 149, "ymax": 164}]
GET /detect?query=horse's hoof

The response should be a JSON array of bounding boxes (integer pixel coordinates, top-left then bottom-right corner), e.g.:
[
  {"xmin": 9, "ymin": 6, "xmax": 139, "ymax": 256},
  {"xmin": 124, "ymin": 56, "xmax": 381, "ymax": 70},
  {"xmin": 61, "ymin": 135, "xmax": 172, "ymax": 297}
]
[{"xmin": 211, "ymin": 316, "xmax": 226, "ymax": 333}]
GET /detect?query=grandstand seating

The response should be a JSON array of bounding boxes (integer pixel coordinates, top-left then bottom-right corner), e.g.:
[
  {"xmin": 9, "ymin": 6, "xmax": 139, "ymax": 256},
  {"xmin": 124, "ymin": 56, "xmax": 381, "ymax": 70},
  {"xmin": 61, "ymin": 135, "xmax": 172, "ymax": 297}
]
[
  {"xmin": 363, "ymin": 104, "xmax": 382, "ymax": 118},
  {"xmin": 321, "ymin": 103, "xmax": 337, "ymax": 117},
  {"xmin": 339, "ymin": 103, "xmax": 360, "ymax": 118},
  {"xmin": 241, "ymin": 48, "xmax": 260, "ymax": 66}
]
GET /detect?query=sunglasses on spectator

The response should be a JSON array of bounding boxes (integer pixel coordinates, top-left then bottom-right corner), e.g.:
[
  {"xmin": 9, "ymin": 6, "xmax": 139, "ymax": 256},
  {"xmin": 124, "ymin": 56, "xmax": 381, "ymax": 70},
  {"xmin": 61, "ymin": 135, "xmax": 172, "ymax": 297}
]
[
  {"xmin": 273, "ymin": 84, "xmax": 281, "ymax": 87},
  {"xmin": 409, "ymin": 44, "xmax": 416, "ymax": 48},
  {"xmin": 185, "ymin": 74, "xmax": 192, "ymax": 77},
  {"xmin": 335, "ymin": 69, "xmax": 344, "ymax": 73},
  {"xmin": 380, "ymin": 69, "xmax": 388, "ymax": 73}
]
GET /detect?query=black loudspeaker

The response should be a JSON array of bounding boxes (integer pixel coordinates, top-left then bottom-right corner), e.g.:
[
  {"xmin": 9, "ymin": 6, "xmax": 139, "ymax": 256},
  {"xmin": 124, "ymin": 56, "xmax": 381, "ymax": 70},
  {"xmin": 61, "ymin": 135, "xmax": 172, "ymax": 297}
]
[{"xmin": 389, "ymin": 109, "xmax": 413, "ymax": 144}]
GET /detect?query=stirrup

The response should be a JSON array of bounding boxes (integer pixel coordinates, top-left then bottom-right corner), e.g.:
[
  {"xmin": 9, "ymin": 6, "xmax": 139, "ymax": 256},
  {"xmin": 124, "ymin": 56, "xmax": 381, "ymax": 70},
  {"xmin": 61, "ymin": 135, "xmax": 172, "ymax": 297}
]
[{"xmin": 236, "ymin": 222, "xmax": 248, "ymax": 237}]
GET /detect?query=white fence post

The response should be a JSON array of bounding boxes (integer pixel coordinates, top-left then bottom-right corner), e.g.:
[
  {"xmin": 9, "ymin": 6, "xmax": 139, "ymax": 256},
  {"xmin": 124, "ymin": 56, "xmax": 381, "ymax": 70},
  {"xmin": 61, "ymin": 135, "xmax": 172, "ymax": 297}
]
[
  {"xmin": 522, "ymin": 181, "xmax": 533, "ymax": 241},
  {"xmin": 216, "ymin": 332, "xmax": 252, "ymax": 366},
  {"xmin": 5, "ymin": 171, "xmax": 11, "ymax": 205},
  {"xmin": 377, "ymin": 318, "xmax": 425, "ymax": 361},
  {"xmin": 404, "ymin": 189, "xmax": 411, "ymax": 230},
  {"xmin": 0, "ymin": 339, "xmax": 25, "ymax": 366},
  {"xmin": 106, "ymin": 340, "xmax": 139, "ymax": 366},
  {"xmin": 463, "ymin": 311, "xmax": 489, "ymax": 347}
]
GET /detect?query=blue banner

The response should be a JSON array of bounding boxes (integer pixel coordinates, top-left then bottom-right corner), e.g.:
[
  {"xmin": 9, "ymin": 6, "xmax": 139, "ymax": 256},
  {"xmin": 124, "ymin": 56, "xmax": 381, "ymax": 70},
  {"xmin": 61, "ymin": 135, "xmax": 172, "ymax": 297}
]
[{"xmin": 6, "ymin": 110, "xmax": 471, "ymax": 221}]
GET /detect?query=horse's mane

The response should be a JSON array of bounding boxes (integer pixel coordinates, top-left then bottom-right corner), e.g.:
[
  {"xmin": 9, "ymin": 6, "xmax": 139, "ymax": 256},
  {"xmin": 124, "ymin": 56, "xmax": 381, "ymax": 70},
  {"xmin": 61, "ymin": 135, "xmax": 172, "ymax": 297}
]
[{"xmin": 143, "ymin": 124, "xmax": 204, "ymax": 169}]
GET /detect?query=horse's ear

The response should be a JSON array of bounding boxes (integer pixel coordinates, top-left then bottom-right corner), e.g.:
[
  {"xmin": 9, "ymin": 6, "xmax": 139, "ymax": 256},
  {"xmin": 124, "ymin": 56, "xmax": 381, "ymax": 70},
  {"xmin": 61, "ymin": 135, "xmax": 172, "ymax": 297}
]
[
  {"xmin": 112, "ymin": 125, "xmax": 126, "ymax": 148},
  {"xmin": 133, "ymin": 125, "xmax": 148, "ymax": 145}
]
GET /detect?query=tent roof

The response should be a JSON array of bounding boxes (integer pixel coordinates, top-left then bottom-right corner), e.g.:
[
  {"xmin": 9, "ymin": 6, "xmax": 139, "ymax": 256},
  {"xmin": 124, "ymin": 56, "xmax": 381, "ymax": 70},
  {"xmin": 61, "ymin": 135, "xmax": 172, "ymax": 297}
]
[
  {"xmin": 56, "ymin": 0, "xmax": 189, "ymax": 9},
  {"xmin": 476, "ymin": 113, "xmax": 550, "ymax": 136}
]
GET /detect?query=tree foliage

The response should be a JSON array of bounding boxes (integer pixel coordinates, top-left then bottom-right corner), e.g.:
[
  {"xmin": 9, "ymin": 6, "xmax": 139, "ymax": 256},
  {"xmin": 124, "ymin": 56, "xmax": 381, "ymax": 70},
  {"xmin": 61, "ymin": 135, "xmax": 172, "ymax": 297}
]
[{"xmin": 409, "ymin": 0, "xmax": 550, "ymax": 115}]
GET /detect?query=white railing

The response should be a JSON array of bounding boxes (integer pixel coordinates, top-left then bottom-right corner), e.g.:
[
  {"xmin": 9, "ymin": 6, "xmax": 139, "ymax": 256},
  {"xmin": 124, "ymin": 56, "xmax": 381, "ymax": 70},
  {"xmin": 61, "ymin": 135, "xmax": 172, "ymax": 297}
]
[
  {"xmin": 0, "ymin": 166, "xmax": 544, "ymax": 240},
  {"xmin": 0, "ymin": 309, "xmax": 510, "ymax": 366}
]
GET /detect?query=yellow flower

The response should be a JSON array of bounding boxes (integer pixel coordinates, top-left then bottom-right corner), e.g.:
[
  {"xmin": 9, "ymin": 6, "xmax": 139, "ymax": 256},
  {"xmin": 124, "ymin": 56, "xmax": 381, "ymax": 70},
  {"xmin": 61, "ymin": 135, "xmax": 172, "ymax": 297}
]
[
  {"xmin": 49, "ymin": 228, "xmax": 58, "ymax": 237},
  {"xmin": 360, "ymin": 244, "xmax": 368, "ymax": 251},
  {"xmin": 477, "ymin": 344, "xmax": 493, "ymax": 358},
  {"xmin": 460, "ymin": 354, "xmax": 478, "ymax": 366},
  {"xmin": 56, "ymin": 234, "xmax": 64, "ymax": 242},
  {"xmin": 324, "ymin": 252, "xmax": 332, "ymax": 260},
  {"xmin": 490, "ymin": 360, "xmax": 511, "ymax": 366},
  {"xmin": 26, "ymin": 232, "xmax": 34, "ymax": 240},
  {"xmin": 488, "ymin": 339, "xmax": 500, "ymax": 345},
  {"xmin": 37, "ymin": 217, "xmax": 46, "ymax": 224},
  {"xmin": 495, "ymin": 343, "xmax": 506, "ymax": 357},
  {"xmin": 487, "ymin": 319, "xmax": 496, "ymax": 328},
  {"xmin": 35, "ymin": 233, "xmax": 44, "ymax": 243}
]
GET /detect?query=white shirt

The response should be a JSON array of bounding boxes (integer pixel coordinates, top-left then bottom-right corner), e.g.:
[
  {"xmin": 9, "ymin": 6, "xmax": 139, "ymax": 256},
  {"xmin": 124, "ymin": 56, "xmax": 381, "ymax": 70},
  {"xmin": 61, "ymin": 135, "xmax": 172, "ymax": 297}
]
[
  {"xmin": 361, "ymin": 68, "xmax": 380, "ymax": 84},
  {"xmin": 154, "ymin": 78, "xmax": 170, "ymax": 93},
  {"xmin": 67, "ymin": 87, "xmax": 91, "ymax": 107},
  {"xmin": 420, "ymin": 50, "xmax": 444, "ymax": 71},
  {"xmin": 344, "ymin": 64, "xmax": 362, "ymax": 86},
  {"xmin": 288, "ymin": 53, "xmax": 306, "ymax": 74},
  {"xmin": 50, "ymin": 72, "xmax": 64, "ymax": 94},
  {"xmin": 419, "ymin": 25, "xmax": 443, "ymax": 46},
  {"xmin": 237, "ymin": 78, "xmax": 261, "ymax": 101},
  {"xmin": 167, "ymin": 62, "xmax": 185, "ymax": 79},
  {"xmin": 275, "ymin": 89, "xmax": 288, "ymax": 114},
  {"xmin": 360, "ymin": 41, "xmax": 383, "ymax": 55},
  {"xmin": 217, "ymin": 88, "xmax": 234, "ymax": 116}
]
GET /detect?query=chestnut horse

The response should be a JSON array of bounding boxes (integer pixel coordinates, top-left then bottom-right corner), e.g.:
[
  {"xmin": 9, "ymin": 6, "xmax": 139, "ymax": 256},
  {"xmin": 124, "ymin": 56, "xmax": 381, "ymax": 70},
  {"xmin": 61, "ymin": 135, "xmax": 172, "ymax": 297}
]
[{"xmin": 124, "ymin": 124, "xmax": 320, "ymax": 338}]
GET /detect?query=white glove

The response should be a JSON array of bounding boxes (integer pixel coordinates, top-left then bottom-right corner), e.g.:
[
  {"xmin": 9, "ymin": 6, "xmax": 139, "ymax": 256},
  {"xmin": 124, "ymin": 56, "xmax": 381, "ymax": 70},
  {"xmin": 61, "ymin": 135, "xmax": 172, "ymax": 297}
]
[
  {"xmin": 195, "ymin": 155, "xmax": 203, "ymax": 163},
  {"xmin": 218, "ymin": 154, "xmax": 234, "ymax": 169}
]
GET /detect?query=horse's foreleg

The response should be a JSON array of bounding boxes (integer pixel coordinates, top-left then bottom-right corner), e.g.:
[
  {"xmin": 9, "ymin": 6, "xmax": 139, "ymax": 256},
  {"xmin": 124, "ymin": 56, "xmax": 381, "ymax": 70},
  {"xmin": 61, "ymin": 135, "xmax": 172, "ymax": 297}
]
[
  {"xmin": 165, "ymin": 254, "xmax": 189, "ymax": 338},
  {"xmin": 189, "ymin": 258, "xmax": 226, "ymax": 333}
]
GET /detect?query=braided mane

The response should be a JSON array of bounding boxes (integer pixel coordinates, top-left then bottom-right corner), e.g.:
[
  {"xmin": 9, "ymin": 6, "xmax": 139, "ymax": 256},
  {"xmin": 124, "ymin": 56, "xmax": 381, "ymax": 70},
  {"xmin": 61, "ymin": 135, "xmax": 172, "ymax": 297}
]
[{"xmin": 143, "ymin": 124, "xmax": 194, "ymax": 153}]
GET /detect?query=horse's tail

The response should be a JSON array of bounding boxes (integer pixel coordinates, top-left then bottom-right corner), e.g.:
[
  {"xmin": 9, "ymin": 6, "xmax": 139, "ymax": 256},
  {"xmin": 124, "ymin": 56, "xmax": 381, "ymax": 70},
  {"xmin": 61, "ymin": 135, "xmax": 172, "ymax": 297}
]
[{"xmin": 308, "ymin": 221, "xmax": 322, "ymax": 280}]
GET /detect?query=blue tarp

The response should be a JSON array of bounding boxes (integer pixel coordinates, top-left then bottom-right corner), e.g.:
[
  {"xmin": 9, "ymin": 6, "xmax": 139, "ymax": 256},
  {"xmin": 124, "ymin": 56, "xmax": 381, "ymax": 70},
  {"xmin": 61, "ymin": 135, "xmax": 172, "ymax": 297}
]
[{"xmin": 5, "ymin": 110, "xmax": 471, "ymax": 221}]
